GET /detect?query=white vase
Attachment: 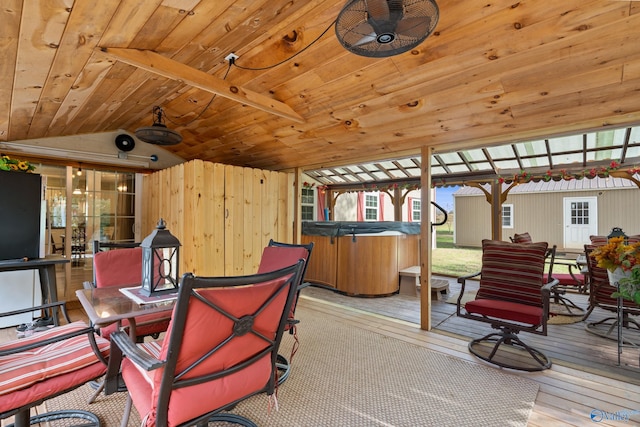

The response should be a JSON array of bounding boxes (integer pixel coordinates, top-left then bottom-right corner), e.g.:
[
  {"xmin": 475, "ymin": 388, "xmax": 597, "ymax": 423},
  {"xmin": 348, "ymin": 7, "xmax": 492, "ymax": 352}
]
[{"xmin": 607, "ymin": 267, "xmax": 631, "ymax": 288}]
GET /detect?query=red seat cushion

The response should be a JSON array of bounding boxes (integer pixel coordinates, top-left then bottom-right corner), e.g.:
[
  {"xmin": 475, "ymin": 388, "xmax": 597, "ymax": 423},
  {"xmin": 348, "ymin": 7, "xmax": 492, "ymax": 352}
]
[
  {"xmin": 99, "ymin": 312, "xmax": 171, "ymax": 341},
  {"xmin": 0, "ymin": 321, "xmax": 110, "ymax": 407},
  {"xmin": 553, "ymin": 273, "xmax": 584, "ymax": 287},
  {"xmin": 465, "ymin": 299, "xmax": 543, "ymax": 325}
]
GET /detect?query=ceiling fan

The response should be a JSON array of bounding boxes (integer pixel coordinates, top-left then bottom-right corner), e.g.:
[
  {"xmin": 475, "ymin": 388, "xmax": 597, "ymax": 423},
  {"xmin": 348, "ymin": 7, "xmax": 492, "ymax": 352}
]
[{"xmin": 335, "ymin": 0, "xmax": 439, "ymax": 58}]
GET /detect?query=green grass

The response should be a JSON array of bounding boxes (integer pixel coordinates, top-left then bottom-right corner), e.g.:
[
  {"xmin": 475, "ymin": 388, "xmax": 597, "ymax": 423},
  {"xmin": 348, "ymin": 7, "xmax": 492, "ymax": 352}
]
[
  {"xmin": 431, "ymin": 227, "xmax": 572, "ymax": 277},
  {"xmin": 431, "ymin": 229, "xmax": 481, "ymax": 277}
]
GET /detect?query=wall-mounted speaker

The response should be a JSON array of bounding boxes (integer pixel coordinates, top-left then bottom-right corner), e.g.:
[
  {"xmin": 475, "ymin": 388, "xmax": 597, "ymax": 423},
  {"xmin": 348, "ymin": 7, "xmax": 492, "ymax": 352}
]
[{"xmin": 115, "ymin": 134, "xmax": 135, "ymax": 152}]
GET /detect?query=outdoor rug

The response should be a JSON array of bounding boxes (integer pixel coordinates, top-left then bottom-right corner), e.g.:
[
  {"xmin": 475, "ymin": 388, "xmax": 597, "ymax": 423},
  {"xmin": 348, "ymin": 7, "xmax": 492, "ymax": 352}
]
[{"xmin": 46, "ymin": 304, "xmax": 539, "ymax": 426}]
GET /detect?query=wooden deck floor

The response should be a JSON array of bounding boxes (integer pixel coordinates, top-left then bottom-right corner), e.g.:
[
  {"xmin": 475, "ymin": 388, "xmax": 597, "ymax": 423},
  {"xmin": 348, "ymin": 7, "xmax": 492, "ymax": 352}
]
[
  {"xmin": 298, "ymin": 290, "xmax": 640, "ymax": 426},
  {"xmin": 301, "ymin": 277, "xmax": 640, "ymax": 387},
  {"xmin": 3, "ymin": 275, "xmax": 640, "ymax": 426}
]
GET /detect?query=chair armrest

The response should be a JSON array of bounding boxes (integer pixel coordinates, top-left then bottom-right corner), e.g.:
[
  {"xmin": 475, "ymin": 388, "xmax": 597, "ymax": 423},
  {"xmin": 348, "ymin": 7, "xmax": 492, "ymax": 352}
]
[
  {"xmin": 456, "ymin": 271, "xmax": 481, "ymax": 316},
  {"xmin": 457, "ymin": 271, "xmax": 480, "ymax": 287},
  {"xmin": 541, "ymin": 278, "xmax": 559, "ymax": 322},
  {"xmin": 110, "ymin": 330, "xmax": 166, "ymax": 371},
  {"xmin": 298, "ymin": 281, "xmax": 312, "ymax": 290},
  {"xmin": 0, "ymin": 301, "xmax": 71, "ymax": 324},
  {"xmin": 542, "ymin": 278, "xmax": 560, "ymax": 295}
]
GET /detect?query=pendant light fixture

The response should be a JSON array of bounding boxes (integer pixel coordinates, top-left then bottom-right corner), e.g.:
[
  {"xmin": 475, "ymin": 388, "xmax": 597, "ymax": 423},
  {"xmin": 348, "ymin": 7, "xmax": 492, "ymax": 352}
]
[{"xmin": 135, "ymin": 106, "xmax": 183, "ymax": 146}]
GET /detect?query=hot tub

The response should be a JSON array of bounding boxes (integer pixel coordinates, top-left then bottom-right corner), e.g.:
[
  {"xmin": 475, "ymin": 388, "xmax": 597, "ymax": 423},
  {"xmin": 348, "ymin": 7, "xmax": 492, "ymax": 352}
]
[{"xmin": 301, "ymin": 222, "xmax": 421, "ymax": 296}]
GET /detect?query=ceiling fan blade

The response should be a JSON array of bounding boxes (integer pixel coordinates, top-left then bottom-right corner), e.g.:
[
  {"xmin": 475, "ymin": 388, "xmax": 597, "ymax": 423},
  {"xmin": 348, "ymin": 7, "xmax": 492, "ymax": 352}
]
[
  {"xmin": 395, "ymin": 16, "xmax": 432, "ymax": 37},
  {"xmin": 366, "ymin": 0, "xmax": 391, "ymax": 21},
  {"xmin": 353, "ymin": 32, "xmax": 378, "ymax": 46},
  {"xmin": 347, "ymin": 21, "xmax": 377, "ymax": 46}
]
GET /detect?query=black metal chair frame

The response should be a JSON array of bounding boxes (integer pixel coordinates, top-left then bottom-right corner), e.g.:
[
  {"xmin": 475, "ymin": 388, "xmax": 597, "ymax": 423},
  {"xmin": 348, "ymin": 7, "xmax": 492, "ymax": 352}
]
[
  {"xmin": 107, "ymin": 261, "xmax": 305, "ymax": 427},
  {"xmin": 457, "ymin": 242, "xmax": 558, "ymax": 371},
  {"xmin": 582, "ymin": 245, "xmax": 640, "ymax": 344},
  {"xmin": 265, "ymin": 239, "xmax": 314, "ymax": 384},
  {"xmin": 0, "ymin": 302, "xmax": 108, "ymax": 427},
  {"xmin": 545, "ymin": 248, "xmax": 587, "ymax": 316}
]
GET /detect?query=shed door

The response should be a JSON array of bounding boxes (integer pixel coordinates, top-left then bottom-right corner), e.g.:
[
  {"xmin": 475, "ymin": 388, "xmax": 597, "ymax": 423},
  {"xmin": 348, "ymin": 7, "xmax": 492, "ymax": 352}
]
[{"xmin": 563, "ymin": 197, "xmax": 598, "ymax": 249}]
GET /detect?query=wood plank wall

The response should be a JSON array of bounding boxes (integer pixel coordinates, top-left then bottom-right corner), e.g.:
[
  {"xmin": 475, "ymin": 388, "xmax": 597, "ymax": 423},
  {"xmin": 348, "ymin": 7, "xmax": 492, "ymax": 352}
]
[{"xmin": 142, "ymin": 160, "xmax": 294, "ymax": 277}]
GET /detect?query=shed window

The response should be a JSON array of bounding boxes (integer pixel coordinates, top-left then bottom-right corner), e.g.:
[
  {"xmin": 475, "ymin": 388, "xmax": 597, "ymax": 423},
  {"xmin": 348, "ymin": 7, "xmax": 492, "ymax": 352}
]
[{"xmin": 502, "ymin": 204, "xmax": 513, "ymax": 228}]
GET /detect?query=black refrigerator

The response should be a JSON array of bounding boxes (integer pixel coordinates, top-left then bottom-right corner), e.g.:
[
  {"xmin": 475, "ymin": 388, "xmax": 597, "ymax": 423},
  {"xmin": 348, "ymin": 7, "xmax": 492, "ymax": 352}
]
[{"xmin": 0, "ymin": 171, "xmax": 42, "ymax": 261}]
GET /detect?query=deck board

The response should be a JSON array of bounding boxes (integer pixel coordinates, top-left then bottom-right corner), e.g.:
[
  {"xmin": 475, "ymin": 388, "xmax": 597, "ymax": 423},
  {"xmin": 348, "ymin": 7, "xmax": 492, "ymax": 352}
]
[
  {"xmin": 302, "ymin": 277, "xmax": 640, "ymax": 388},
  {"xmin": 298, "ymin": 291, "xmax": 640, "ymax": 426}
]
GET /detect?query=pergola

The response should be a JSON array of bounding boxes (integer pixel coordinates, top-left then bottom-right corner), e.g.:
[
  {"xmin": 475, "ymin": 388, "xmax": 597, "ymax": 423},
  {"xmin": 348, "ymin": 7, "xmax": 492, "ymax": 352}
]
[
  {"xmin": 303, "ymin": 125, "xmax": 640, "ymax": 330},
  {"xmin": 305, "ymin": 125, "xmax": 640, "ymax": 239}
]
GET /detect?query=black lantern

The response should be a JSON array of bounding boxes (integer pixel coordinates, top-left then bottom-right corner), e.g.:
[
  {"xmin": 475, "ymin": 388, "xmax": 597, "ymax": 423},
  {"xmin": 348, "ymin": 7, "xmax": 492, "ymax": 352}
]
[
  {"xmin": 608, "ymin": 227, "xmax": 628, "ymax": 243},
  {"xmin": 140, "ymin": 218, "xmax": 181, "ymax": 297}
]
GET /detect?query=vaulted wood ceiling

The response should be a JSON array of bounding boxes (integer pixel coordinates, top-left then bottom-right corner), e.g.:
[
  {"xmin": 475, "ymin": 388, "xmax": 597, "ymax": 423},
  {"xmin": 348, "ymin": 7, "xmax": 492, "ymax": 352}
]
[{"xmin": 2, "ymin": 0, "xmax": 640, "ymax": 175}]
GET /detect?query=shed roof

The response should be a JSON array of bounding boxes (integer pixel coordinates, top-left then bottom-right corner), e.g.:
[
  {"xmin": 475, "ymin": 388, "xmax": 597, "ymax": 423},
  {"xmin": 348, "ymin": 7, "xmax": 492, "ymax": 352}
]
[{"xmin": 453, "ymin": 176, "xmax": 639, "ymax": 196}]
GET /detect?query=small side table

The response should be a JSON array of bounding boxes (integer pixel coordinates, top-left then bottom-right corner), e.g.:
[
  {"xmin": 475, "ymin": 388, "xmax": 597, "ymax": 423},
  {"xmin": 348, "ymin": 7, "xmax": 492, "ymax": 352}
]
[{"xmin": 0, "ymin": 256, "xmax": 69, "ymax": 325}]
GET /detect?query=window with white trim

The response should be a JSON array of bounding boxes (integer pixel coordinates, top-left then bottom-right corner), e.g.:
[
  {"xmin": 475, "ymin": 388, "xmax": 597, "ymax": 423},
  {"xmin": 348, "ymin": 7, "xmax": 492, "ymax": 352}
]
[
  {"xmin": 502, "ymin": 204, "xmax": 513, "ymax": 228},
  {"xmin": 365, "ymin": 194, "xmax": 379, "ymax": 221},
  {"xmin": 411, "ymin": 199, "xmax": 421, "ymax": 221},
  {"xmin": 301, "ymin": 188, "xmax": 315, "ymax": 221}
]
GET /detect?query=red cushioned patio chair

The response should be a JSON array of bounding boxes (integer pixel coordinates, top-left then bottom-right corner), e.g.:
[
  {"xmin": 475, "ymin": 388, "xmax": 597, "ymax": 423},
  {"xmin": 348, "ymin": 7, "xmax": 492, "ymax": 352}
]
[
  {"xmin": 0, "ymin": 301, "xmax": 110, "ymax": 427},
  {"xmin": 583, "ymin": 245, "xmax": 640, "ymax": 342},
  {"xmin": 84, "ymin": 242, "xmax": 170, "ymax": 342},
  {"xmin": 457, "ymin": 239, "xmax": 558, "ymax": 371},
  {"xmin": 106, "ymin": 260, "xmax": 305, "ymax": 427},
  {"xmin": 257, "ymin": 239, "xmax": 313, "ymax": 384}
]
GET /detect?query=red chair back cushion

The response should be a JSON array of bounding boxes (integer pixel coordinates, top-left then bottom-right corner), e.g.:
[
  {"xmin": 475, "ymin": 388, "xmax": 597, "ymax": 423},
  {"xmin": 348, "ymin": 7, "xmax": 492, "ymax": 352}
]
[
  {"xmin": 94, "ymin": 247, "xmax": 142, "ymax": 288},
  {"xmin": 512, "ymin": 232, "xmax": 533, "ymax": 243},
  {"xmin": 257, "ymin": 246, "xmax": 309, "ymax": 274},
  {"xmin": 476, "ymin": 239, "xmax": 548, "ymax": 307}
]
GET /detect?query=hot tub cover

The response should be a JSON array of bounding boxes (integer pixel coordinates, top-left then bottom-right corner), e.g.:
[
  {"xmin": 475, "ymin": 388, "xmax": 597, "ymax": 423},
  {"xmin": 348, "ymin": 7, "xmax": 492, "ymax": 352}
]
[{"xmin": 302, "ymin": 221, "xmax": 420, "ymax": 237}]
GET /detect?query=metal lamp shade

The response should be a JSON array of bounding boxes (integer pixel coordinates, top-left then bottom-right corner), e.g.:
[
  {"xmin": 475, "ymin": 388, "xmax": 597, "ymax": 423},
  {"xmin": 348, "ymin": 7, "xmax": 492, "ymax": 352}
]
[
  {"xmin": 140, "ymin": 219, "xmax": 181, "ymax": 297},
  {"xmin": 608, "ymin": 227, "xmax": 627, "ymax": 242}
]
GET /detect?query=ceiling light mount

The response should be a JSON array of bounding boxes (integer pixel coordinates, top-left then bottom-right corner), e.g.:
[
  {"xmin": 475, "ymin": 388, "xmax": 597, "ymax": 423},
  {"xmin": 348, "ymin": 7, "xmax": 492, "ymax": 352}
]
[
  {"xmin": 135, "ymin": 106, "xmax": 183, "ymax": 146},
  {"xmin": 225, "ymin": 52, "xmax": 239, "ymax": 62}
]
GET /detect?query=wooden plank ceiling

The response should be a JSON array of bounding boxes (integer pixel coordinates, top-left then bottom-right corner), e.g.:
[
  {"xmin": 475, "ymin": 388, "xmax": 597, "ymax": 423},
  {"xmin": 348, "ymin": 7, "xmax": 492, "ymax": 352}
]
[{"xmin": 1, "ymin": 0, "xmax": 640, "ymax": 176}]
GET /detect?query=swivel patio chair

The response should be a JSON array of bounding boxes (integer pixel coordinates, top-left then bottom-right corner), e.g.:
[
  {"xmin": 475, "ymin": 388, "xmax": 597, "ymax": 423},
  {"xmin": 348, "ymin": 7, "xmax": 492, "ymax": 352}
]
[
  {"xmin": 106, "ymin": 260, "xmax": 305, "ymax": 427},
  {"xmin": 457, "ymin": 239, "xmax": 558, "ymax": 371},
  {"xmin": 583, "ymin": 245, "xmax": 640, "ymax": 343},
  {"xmin": 257, "ymin": 239, "xmax": 314, "ymax": 384},
  {"xmin": 0, "ymin": 301, "xmax": 110, "ymax": 427}
]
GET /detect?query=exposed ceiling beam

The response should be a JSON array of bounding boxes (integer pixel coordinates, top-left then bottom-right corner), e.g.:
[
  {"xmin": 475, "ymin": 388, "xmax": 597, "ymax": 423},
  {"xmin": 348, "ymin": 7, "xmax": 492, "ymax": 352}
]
[{"xmin": 98, "ymin": 47, "xmax": 305, "ymax": 124}]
